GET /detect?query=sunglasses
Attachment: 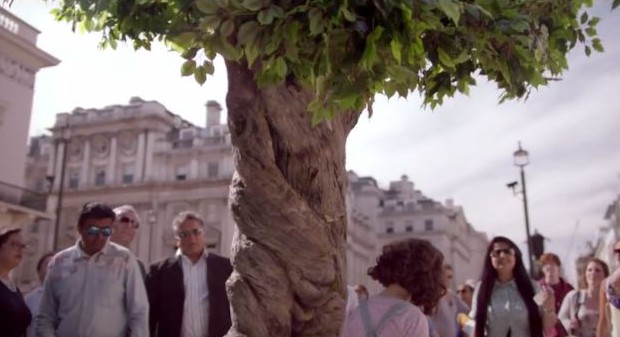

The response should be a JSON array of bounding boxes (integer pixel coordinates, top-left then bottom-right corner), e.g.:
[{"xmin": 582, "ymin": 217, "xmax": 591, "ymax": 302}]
[
  {"xmin": 456, "ymin": 288, "xmax": 469, "ymax": 294},
  {"xmin": 86, "ymin": 226, "xmax": 113, "ymax": 237},
  {"xmin": 489, "ymin": 248, "xmax": 515, "ymax": 258},
  {"xmin": 118, "ymin": 216, "xmax": 139, "ymax": 229},
  {"xmin": 176, "ymin": 228, "xmax": 204, "ymax": 239},
  {"xmin": 614, "ymin": 249, "xmax": 620, "ymax": 255}
]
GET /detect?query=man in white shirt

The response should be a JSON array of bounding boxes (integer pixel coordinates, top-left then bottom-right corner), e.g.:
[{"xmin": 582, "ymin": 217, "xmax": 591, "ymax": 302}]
[
  {"xmin": 146, "ymin": 211, "xmax": 232, "ymax": 337},
  {"xmin": 36, "ymin": 202, "xmax": 149, "ymax": 337}
]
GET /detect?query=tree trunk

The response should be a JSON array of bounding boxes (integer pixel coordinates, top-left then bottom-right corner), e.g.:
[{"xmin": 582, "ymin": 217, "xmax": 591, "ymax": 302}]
[{"xmin": 224, "ymin": 60, "xmax": 361, "ymax": 337}]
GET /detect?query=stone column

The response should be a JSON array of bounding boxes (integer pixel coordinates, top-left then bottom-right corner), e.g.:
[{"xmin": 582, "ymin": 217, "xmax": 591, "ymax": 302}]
[
  {"xmin": 81, "ymin": 139, "xmax": 90, "ymax": 187},
  {"xmin": 108, "ymin": 136, "xmax": 117, "ymax": 183},
  {"xmin": 135, "ymin": 131, "xmax": 145, "ymax": 182},
  {"xmin": 53, "ymin": 142, "xmax": 65, "ymax": 191}
]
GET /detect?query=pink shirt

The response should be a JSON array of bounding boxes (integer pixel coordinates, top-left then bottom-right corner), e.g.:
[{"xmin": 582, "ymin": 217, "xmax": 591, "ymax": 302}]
[{"xmin": 341, "ymin": 296, "xmax": 429, "ymax": 337}]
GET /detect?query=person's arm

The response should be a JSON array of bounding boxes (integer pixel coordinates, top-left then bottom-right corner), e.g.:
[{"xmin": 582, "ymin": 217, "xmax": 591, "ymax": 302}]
[
  {"xmin": 125, "ymin": 255, "xmax": 149, "ymax": 337},
  {"xmin": 608, "ymin": 268, "xmax": 620, "ymax": 310},
  {"xmin": 557, "ymin": 290, "xmax": 575, "ymax": 333},
  {"xmin": 597, "ymin": 279, "xmax": 610, "ymax": 337},
  {"xmin": 535, "ymin": 282, "xmax": 558, "ymax": 330},
  {"xmin": 35, "ymin": 262, "xmax": 59, "ymax": 337},
  {"xmin": 455, "ymin": 293, "xmax": 470, "ymax": 314},
  {"xmin": 145, "ymin": 262, "xmax": 160, "ymax": 336}
]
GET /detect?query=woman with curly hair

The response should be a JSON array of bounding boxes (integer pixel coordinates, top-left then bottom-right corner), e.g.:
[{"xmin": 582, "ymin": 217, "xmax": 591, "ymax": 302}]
[
  {"xmin": 340, "ymin": 238, "xmax": 445, "ymax": 337},
  {"xmin": 470, "ymin": 236, "xmax": 557, "ymax": 337}
]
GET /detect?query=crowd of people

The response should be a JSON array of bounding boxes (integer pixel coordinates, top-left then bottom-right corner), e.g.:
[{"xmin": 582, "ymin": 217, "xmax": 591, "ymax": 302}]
[
  {"xmin": 342, "ymin": 237, "xmax": 620, "ymax": 337},
  {"xmin": 1, "ymin": 203, "xmax": 620, "ymax": 337},
  {"xmin": 0, "ymin": 202, "xmax": 231, "ymax": 337}
]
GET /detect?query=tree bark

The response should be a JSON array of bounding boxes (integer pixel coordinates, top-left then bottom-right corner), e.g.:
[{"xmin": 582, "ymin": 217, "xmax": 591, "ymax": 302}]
[{"xmin": 224, "ymin": 60, "xmax": 361, "ymax": 337}]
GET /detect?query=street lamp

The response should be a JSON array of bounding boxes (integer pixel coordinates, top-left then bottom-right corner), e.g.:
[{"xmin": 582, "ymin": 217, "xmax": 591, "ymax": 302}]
[{"xmin": 508, "ymin": 141, "xmax": 534, "ymax": 277}]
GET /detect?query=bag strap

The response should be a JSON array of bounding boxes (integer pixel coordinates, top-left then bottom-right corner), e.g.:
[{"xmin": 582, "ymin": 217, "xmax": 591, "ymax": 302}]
[{"xmin": 358, "ymin": 299, "xmax": 410, "ymax": 337}]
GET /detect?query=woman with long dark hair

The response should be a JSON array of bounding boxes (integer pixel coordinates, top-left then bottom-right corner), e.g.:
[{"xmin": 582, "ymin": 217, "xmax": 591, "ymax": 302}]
[
  {"xmin": 341, "ymin": 238, "xmax": 445, "ymax": 337},
  {"xmin": 470, "ymin": 236, "xmax": 557, "ymax": 337}
]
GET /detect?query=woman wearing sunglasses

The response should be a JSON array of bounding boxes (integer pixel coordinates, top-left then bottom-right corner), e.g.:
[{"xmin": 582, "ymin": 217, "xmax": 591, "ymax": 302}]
[
  {"xmin": 470, "ymin": 236, "xmax": 558, "ymax": 337},
  {"xmin": 0, "ymin": 226, "xmax": 32, "ymax": 337}
]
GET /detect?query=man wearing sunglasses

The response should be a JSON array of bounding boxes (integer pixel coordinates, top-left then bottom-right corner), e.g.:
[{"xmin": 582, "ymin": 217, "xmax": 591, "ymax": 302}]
[
  {"xmin": 112, "ymin": 205, "xmax": 146, "ymax": 278},
  {"xmin": 146, "ymin": 210, "xmax": 232, "ymax": 337},
  {"xmin": 36, "ymin": 202, "xmax": 149, "ymax": 337}
]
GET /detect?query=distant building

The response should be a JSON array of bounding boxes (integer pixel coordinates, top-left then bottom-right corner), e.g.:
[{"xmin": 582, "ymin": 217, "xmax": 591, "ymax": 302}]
[
  {"xmin": 346, "ymin": 174, "xmax": 488, "ymax": 292},
  {"xmin": 0, "ymin": 7, "xmax": 59, "ymax": 285}
]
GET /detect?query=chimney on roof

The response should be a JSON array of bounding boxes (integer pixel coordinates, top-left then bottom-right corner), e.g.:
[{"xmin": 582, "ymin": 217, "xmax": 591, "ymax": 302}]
[{"xmin": 206, "ymin": 100, "xmax": 222, "ymax": 127}]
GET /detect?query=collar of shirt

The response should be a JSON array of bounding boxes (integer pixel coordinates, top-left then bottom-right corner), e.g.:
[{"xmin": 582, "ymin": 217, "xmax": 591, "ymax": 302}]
[
  {"xmin": 73, "ymin": 239, "xmax": 111, "ymax": 261},
  {"xmin": 175, "ymin": 248, "xmax": 209, "ymax": 264},
  {"xmin": 494, "ymin": 279, "xmax": 517, "ymax": 289}
]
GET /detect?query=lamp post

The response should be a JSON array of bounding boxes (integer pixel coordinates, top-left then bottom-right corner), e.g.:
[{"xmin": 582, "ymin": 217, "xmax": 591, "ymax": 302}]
[
  {"xmin": 512, "ymin": 141, "xmax": 534, "ymax": 277},
  {"xmin": 53, "ymin": 125, "xmax": 70, "ymax": 250}
]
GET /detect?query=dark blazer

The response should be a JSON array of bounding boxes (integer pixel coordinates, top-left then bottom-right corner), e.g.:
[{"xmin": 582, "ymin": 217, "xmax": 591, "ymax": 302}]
[{"xmin": 146, "ymin": 253, "xmax": 233, "ymax": 337}]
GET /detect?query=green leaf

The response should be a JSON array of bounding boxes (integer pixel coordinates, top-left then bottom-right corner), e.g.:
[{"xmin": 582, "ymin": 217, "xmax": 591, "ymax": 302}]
[
  {"xmin": 237, "ymin": 21, "xmax": 260, "ymax": 45},
  {"xmin": 437, "ymin": 0, "xmax": 461, "ymax": 24},
  {"xmin": 257, "ymin": 9, "xmax": 274, "ymax": 25},
  {"xmin": 244, "ymin": 43, "xmax": 260, "ymax": 66},
  {"xmin": 340, "ymin": 7, "xmax": 357, "ymax": 22},
  {"xmin": 390, "ymin": 39, "xmax": 402, "ymax": 63},
  {"xmin": 437, "ymin": 48, "xmax": 455, "ymax": 68},
  {"xmin": 181, "ymin": 60, "xmax": 196, "ymax": 76},
  {"xmin": 274, "ymin": 57, "xmax": 287, "ymax": 77},
  {"xmin": 309, "ymin": 8, "xmax": 324, "ymax": 36},
  {"xmin": 591, "ymin": 38, "xmax": 604, "ymax": 52},
  {"xmin": 220, "ymin": 20, "xmax": 235, "ymax": 38},
  {"xmin": 215, "ymin": 0, "xmax": 229, "ymax": 8},
  {"xmin": 270, "ymin": 5, "xmax": 285, "ymax": 18},
  {"xmin": 200, "ymin": 15, "xmax": 222, "ymax": 31},
  {"xmin": 614, "ymin": 0, "xmax": 620, "ymax": 10},
  {"xmin": 585, "ymin": 45, "xmax": 591, "ymax": 56},
  {"xmin": 580, "ymin": 12, "xmax": 588, "ymax": 24},
  {"xmin": 242, "ymin": 0, "xmax": 265, "ymax": 11},
  {"xmin": 196, "ymin": 0, "xmax": 219, "ymax": 14},
  {"xmin": 585, "ymin": 27, "xmax": 596, "ymax": 37},
  {"xmin": 203, "ymin": 60, "xmax": 215, "ymax": 75},
  {"xmin": 194, "ymin": 66, "xmax": 207, "ymax": 84}
]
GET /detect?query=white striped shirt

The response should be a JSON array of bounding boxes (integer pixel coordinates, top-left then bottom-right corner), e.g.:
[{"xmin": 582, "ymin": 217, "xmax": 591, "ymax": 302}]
[{"xmin": 177, "ymin": 249, "xmax": 209, "ymax": 337}]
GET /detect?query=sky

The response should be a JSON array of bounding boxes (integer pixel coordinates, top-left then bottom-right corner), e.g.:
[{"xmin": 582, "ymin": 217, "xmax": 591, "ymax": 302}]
[{"xmin": 6, "ymin": 1, "xmax": 620, "ymax": 282}]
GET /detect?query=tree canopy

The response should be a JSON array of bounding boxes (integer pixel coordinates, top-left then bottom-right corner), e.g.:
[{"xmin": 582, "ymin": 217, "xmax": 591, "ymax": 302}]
[{"xmin": 45, "ymin": 0, "xmax": 615, "ymax": 123}]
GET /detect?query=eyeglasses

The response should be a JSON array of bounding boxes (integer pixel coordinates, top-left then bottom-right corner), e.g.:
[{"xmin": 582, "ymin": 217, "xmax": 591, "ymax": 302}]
[
  {"xmin": 489, "ymin": 248, "xmax": 515, "ymax": 258},
  {"xmin": 118, "ymin": 216, "xmax": 139, "ymax": 229},
  {"xmin": 9, "ymin": 241, "xmax": 27, "ymax": 250},
  {"xmin": 176, "ymin": 228, "xmax": 204, "ymax": 239},
  {"xmin": 86, "ymin": 226, "xmax": 113, "ymax": 237},
  {"xmin": 456, "ymin": 288, "xmax": 469, "ymax": 294}
]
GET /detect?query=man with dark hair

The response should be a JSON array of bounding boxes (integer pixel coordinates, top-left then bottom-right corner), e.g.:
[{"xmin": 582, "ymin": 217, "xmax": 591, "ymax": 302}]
[
  {"xmin": 36, "ymin": 202, "xmax": 148, "ymax": 337},
  {"xmin": 146, "ymin": 210, "xmax": 232, "ymax": 337}
]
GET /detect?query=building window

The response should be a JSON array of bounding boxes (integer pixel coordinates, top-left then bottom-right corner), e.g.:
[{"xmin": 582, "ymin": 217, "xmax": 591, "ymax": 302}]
[
  {"xmin": 386, "ymin": 227, "xmax": 394, "ymax": 234},
  {"xmin": 176, "ymin": 165, "xmax": 188, "ymax": 181},
  {"xmin": 94, "ymin": 168, "xmax": 106, "ymax": 186},
  {"xmin": 122, "ymin": 163, "xmax": 134, "ymax": 184},
  {"xmin": 425, "ymin": 219, "xmax": 434, "ymax": 231},
  {"xmin": 207, "ymin": 162, "xmax": 219, "ymax": 178},
  {"xmin": 69, "ymin": 170, "xmax": 79, "ymax": 189},
  {"xmin": 405, "ymin": 226, "xmax": 413, "ymax": 232}
]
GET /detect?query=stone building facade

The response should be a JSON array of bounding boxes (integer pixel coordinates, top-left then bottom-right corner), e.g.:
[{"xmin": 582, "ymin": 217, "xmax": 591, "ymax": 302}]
[
  {"xmin": 348, "ymin": 174, "xmax": 488, "ymax": 291},
  {"xmin": 0, "ymin": 7, "xmax": 59, "ymax": 286},
  {"xmin": 23, "ymin": 98, "xmax": 236, "ymax": 287}
]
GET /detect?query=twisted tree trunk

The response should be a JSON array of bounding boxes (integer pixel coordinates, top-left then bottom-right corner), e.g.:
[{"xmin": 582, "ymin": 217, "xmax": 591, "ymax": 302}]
[{"xmin": 224, "ymin": 60, "xmax": 361, "ymax": 337}]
